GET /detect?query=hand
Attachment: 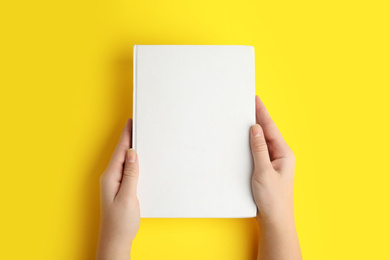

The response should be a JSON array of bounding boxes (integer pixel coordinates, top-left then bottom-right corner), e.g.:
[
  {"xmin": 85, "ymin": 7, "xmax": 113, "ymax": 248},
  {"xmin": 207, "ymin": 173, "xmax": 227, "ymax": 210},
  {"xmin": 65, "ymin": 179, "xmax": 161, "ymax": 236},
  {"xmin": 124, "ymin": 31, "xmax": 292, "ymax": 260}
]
[
  {"xmin": 96, "ymin": 119, "xmax": 140, "ymax": 260},
  {"xmin": 250, "ymin": 96, "xmax": 295, "ymax": 225},
  {"xmin": 250, "ymin": 96, "xmax": 301, "ymax": 260}
]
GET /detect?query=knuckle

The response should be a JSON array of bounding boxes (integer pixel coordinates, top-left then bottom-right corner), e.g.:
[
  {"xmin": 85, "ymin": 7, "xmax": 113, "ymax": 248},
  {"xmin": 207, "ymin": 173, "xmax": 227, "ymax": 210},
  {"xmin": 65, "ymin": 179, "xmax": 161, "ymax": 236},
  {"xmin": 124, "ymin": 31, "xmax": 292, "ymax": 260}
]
[
  {"xmin": 252, "ymin": 169, "xmax": 271, "ymax": 185},
  {"xmin": 123, "ymin": 168, "xmax": 139, "ymax": 177},
  {"xmin": 252, "ymin": 172, "xmax": 263, "ymax": 185},
  {"xmin": 252, "ymin": 139, "xmax": 268, "ymax": 153},
  {"xmin": 251, "ymin": 173, "xmax": 263, "ymax": 185}
]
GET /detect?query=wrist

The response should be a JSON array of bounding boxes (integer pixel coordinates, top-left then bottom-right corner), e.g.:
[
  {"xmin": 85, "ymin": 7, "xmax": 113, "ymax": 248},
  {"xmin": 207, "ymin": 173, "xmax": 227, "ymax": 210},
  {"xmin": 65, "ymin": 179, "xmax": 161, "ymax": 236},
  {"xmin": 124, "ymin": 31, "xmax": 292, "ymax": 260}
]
[
  {"xmin": 96, "ymin": 238, "xmax": 131, "ymax": 260},
  {"xmin": 256, "ymin": 209, "xmax": 296, "ymax": 231},
  {"xmin": 96, "ymin": 226, "xmax": 132, "ymax": 260}
]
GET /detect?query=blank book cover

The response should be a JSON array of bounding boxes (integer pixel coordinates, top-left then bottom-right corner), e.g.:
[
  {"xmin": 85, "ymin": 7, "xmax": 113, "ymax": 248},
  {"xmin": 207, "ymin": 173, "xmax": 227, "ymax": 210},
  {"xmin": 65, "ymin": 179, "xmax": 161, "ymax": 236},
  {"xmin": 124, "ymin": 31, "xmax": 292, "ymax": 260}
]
[{"xmin": 133, "ymin": 45, "xmax": 256, "ymax": 218}]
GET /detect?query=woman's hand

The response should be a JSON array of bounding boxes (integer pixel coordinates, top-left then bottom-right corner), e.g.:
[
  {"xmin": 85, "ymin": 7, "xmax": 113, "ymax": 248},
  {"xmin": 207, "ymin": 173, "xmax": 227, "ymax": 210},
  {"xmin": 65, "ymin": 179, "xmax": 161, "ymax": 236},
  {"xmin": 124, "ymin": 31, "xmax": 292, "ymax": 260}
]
[
  {"xmin": 96, "ymin": 119, "xmax": 140, "ymax": 260},
  {"xmin": 250, "ymin": 96, "xmax": 302, "ymax": 260}
]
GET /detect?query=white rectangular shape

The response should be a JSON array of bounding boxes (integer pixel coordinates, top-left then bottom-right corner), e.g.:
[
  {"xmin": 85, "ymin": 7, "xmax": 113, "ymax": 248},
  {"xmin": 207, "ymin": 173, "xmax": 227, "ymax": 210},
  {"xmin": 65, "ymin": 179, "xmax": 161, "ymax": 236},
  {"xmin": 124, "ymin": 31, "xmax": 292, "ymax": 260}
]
[{"xmin": 133, "ymin": 45, "xmax": 256, "ymax": 218}]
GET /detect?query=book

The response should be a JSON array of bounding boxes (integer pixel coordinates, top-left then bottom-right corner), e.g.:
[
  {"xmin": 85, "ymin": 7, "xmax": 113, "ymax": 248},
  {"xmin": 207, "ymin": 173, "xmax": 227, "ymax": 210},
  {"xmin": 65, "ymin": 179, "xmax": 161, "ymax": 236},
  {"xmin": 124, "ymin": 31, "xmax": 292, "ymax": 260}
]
[{"xmin": 132, "ymin": 45, "xmax": 257, "ymax": 218}]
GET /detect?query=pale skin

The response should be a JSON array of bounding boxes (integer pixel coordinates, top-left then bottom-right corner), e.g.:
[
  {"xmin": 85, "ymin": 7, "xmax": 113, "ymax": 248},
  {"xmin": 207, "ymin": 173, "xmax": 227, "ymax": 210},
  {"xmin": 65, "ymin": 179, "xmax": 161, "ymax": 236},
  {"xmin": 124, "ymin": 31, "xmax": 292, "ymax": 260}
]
[{"xmin": 96, "ymin": 95, "xmax": 302, "ymax": 260}]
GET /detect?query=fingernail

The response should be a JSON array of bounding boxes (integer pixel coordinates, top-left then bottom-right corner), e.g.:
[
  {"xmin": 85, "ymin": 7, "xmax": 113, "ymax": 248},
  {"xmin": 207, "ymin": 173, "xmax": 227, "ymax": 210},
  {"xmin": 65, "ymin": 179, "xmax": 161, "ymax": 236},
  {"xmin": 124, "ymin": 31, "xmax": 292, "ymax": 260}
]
[
  {"xmin": 127, "ymin": 148, "xmax": 136, "ymax": 163},
  {"xmin": 252, "ymin": 124, "xmax": 262, "ymax": 137}
]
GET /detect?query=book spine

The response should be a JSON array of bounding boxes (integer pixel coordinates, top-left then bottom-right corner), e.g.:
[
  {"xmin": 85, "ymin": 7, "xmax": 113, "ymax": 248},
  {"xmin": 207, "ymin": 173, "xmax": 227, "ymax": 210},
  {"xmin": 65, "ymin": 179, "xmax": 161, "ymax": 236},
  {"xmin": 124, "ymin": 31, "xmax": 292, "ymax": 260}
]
[{"xmin": 132, "ymin": 45, "xmax": 137, "ymax": 149}]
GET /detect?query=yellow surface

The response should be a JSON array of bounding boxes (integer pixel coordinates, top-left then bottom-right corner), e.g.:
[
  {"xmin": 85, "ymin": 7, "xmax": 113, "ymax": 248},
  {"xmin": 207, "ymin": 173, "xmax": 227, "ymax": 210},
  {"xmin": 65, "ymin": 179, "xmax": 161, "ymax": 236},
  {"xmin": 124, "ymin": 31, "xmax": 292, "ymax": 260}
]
[{"xmin": 0, "ymin": 0, "xmax": 389, "ymax": 259}]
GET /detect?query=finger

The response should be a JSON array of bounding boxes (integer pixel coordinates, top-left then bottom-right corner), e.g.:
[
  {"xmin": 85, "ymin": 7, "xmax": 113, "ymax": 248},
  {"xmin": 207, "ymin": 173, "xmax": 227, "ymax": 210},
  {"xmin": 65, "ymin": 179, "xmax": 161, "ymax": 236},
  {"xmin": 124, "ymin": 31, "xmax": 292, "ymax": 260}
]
[
  {"xmin": 107, "ymin": 118, "xmax": 132, "ymax": 174},
  {"xmin": 255, "ymin": 96, "xmax": 291, "ymax": 161},
  {"xmin": 116, "ymin": 148, "xmax": 139, "ymax": 200},
  {"xmin": 250, "ymin": 124, "xmax": 273, "ymax": 173},
  {"xmin": 100, "ymin": 119, "xmax": 132, "ymax": 202}
]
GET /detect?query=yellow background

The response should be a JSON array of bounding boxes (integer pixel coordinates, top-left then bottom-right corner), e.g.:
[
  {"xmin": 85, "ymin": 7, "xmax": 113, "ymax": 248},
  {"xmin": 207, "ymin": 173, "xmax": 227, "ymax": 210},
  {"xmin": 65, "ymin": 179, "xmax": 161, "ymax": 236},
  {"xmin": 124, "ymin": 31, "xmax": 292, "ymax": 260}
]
[{"xmin": 1, "ymin": 0, "xmax": 389, "ymax": 259}]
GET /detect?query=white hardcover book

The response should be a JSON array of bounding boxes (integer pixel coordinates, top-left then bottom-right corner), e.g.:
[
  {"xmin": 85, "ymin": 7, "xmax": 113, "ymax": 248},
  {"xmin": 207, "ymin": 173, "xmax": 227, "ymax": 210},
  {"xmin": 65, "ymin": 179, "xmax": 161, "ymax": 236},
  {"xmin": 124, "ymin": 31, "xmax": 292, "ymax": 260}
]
[{"xmin": 132, "ymin": 45, "xmax": 256, "ymax": 218}]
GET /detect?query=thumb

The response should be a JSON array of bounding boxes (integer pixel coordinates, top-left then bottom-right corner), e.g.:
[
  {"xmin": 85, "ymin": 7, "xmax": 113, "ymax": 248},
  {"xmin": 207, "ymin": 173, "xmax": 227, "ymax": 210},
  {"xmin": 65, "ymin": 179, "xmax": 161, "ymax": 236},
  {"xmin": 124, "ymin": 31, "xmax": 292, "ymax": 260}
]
[
  {"xmin": 117, "ymin": 148, "xmax": 139, "ymax": 199},
  {"xmin": 250, "ymin": 124, "xmax": 272, "ymax": 172}
]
